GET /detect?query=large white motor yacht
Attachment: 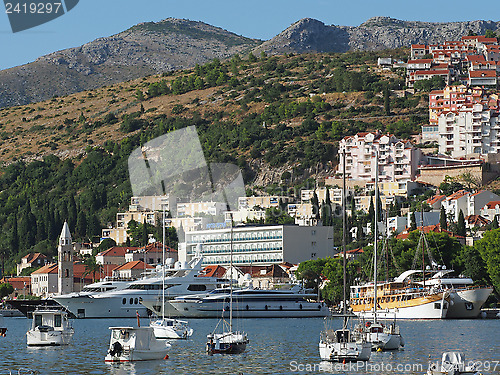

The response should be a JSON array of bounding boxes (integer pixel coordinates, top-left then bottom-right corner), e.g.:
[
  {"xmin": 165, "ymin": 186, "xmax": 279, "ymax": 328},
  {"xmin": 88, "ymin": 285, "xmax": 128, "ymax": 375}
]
[
  {"xmin": 170, "ymin": 285, "xmax": 329, "ymax": 318},
  {"xmin": 54, "ymin": 256, "xmax": 227, "ymax": 318}
]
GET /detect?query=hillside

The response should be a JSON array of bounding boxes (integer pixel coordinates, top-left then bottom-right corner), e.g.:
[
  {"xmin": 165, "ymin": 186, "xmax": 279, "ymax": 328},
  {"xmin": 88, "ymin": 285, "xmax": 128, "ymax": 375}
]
[
  {"xmin": 0, "ymin": 18, "xmax": 260, "ymax": 108},
  {"xmin": 1, "ymin": 17, "xmax": 500, "ymax": 108}
]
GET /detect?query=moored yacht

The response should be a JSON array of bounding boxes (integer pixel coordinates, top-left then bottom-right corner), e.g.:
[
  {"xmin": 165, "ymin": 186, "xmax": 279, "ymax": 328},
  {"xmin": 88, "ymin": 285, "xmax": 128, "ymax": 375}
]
[
  {"xmin": 54, "ymin": 256, "xmax": 228, "ymax": 318},
  {"xmin": 415, "ymin": 269, "xmax": 493, "ymax": 319},
  {"xmin": 171, "ymin": 286, "xmax": 329, "ymax": 318},
  {"xmin": 26, "ymin": 308, "xmax": 74, "ymax": 346}
]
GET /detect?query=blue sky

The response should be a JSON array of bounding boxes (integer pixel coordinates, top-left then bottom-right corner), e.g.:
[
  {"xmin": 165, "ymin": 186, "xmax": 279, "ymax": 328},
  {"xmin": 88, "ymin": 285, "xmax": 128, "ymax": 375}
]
[{"xmin": 1, "ymin": 0, "xmax": 500, "ymax": 70}]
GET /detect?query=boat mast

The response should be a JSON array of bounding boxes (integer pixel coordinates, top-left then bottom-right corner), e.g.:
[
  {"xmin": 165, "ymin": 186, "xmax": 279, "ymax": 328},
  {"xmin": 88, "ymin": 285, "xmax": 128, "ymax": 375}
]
[
  {"xmin": 342, "ymin": 150, "xmax": 347, "ymax": 324},
  {"xmin": 229, "ymin": 213, "xmax": 233, "ymax": 332},
  {"xmin": 162, "ymin": 205, "xmax": 165, "ymax": 321},
  {"xmin": 373, "ymin": 150, "xmax": 378, "ymax": 323},
  {"xmin": 421, "ymin": 206, "xmax": 425, "ymax": 289}
]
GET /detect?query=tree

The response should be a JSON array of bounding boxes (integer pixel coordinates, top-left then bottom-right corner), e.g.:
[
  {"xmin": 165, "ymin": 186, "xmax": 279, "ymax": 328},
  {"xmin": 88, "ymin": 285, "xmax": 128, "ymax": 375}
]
[
  {"xmin": 135, "ymin": 89, "xmax": 145, "ymax": 101},
  {"xmin": 383, "ymin": 85, "xmax": 390, "ymax": 115},
  {"xmin": 440, "ymin": 206, "xmax": 448, "ymax": 230},
  {"xmin": 311, "ymin": 191, "xmax": 320, "ymax": 221},
  {"xmin": 409, "ymin": 212, "xmax": 417, "ymax": 231},
  {"xmin": 0, "ymin": 283, "xmax": 14, "ymax": 298},
  {"xmin": 142, "ymin": 219, "xmax": 149, "ymax": 246},
  {"xmin": 457, "ymin": 209, "xmax": 466, "ymax": 237},
  {"xmin": 491, "ymin": 216, "xmax": 499, "ymax": 230},
  {"xmin": 82, "ymin": 255, "xmax": 103, "ymax": 282},
  {"xmin": 475, "ymin": 229, "xmax": 500, "ymax": 293}
]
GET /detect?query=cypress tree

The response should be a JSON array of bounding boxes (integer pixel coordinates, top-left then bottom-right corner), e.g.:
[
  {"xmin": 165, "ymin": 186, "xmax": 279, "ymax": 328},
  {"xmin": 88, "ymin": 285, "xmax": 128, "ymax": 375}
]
[
  {"xmin": 10, "ymin": 209, "xmax": 19, "ymax": 252},
  {"xmin": 440, "ymin": 206, "xmax": 448, "ymax": 230},
  {"xmin": 492, "ymin": 216, "xmax": 499, "ymax": 229},
  {"xmin": 409, "ymin": 212, "xmax": 417, "ymax": 231},
  {"xmin": 457, "ymin": 209, "xmax": 466, "ymax": 237},
  {"xmin": 142, "ymin": 219, "xmax": 149, "ymax": 246}
]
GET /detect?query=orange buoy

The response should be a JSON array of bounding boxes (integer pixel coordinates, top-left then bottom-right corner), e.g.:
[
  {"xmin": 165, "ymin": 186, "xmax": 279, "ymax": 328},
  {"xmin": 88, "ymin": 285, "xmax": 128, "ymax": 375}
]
[{"xmin": 164, "ymin": 354, "xmax": 169, "ymax": 360}]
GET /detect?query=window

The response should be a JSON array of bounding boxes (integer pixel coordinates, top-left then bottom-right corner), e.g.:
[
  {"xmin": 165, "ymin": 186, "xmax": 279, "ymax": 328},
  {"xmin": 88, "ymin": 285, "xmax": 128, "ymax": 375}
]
[
  {"xmin": 54, "ymin": 314, "xmax": 62, "ymax": 327},
  {"xmin": 187, "ymin": 285, "xmax": 207, "ymax": 291}
]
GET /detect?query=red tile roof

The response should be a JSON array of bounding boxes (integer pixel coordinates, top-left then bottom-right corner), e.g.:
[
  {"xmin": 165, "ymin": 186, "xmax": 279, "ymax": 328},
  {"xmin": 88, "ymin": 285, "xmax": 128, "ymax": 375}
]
[
  {"xmin": 113, "ymin": 261, "xmax": 155, "ymax": 271},
  {"xmin": 31, "ymin": 263, "xmax": 58, "ymax": 275},
  {"xmin": 98, "ymin": 246, "xmax": 138, "ymax": 257},
  {"xmin": 484, "ymin": 200, "xmax": 500, "ymax": 209},
  {"xmin": 465, "ymin": 215, "xmax": 490, "ymax": 227},
  {"xmin": 426, "ymin": 195, "xmax": 445, "ymax": 205},
  {"xmin": 200, "ymin": 265, "xmax": 226, "ymax": 278},
  {"xmin": 469, "ymin": 70, "xmax": 497, "ymax": 78}
]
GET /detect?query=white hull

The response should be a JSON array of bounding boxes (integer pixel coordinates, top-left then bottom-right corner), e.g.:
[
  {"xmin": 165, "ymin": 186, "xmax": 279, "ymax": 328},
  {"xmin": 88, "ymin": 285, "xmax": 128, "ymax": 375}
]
[
  {"xmin": 355, "ymin": 297, "xmax": 448, "ymax": 320},
  {"xmin": 26, "ymin": 330, "xmax": 73, "ymax": 346},
  {"xmin": 171, "ymin": 300, "xmax": 329, "ymax": 318},
  {"xmin": 319, "ymin": 341, "xmax": 371, "ymax": 362},
  {"xmin": 53, "ymin": 295, "xmax": 152, "ymax": 318},
  {"xmin": 105, "ymin": 349, "xmax": 169, "ymax": 362},
  {"xmin": 446, "ymin": 288, "xmax": 493, "ymax": 319},
  {"xmin": 366, "ymin": 331, "xmax": 403, "ymax": 351},
  {"xmin": 150, "ymin": 319, "xmax": 193, "ymax": 339}
]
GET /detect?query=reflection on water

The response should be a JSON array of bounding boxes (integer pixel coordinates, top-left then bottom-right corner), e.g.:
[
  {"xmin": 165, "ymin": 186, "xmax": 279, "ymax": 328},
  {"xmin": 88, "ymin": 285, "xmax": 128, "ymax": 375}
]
[{"xmin": 0, "ymin": 317, "xmax": 498, "ymax": 375}]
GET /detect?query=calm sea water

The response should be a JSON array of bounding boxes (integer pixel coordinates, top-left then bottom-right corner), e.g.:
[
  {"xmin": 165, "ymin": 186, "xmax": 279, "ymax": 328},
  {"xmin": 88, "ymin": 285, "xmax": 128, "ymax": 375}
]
[{"xmin": 0, "ymin": 317, "xmax": 498, "ymax": 375}]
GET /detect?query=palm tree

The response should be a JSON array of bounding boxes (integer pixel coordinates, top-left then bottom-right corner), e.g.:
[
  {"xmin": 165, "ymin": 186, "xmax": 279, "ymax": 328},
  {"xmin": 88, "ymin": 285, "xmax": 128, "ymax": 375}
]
[{"xmin": 82, "ymin": 255, "xmax": 103, "ymax": 283}]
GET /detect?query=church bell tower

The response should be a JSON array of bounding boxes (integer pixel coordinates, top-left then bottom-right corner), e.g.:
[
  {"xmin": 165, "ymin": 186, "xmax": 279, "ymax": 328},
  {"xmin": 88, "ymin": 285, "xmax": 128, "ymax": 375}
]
[{"xmin": 58, "ymin": 222, "xmax": 74, "ymax": 295}]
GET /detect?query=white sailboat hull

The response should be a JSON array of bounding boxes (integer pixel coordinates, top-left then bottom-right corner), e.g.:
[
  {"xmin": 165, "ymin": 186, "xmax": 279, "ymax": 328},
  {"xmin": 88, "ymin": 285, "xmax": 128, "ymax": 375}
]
[
  {"xmin": 319, "ymin": 341, "xmax": 371, "ymax": 362},
  {"xmin": 365, "ymin": 331, "xmax": 403, "ymax": 351}
]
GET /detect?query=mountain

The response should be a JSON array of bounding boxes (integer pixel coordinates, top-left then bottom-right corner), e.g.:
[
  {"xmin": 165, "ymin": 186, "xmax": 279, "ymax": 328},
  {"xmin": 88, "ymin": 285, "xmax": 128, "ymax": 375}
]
[
  {"xmin": 0, "ymin": 18, "xmax": 260, "ymax": 108},
  {"xmin": 254, "ymin": 17, "xmax": 500, "ymax": 54},
  {"xmin": 2, "ymin": 16, "xmax": 500, "ymax": 108}
]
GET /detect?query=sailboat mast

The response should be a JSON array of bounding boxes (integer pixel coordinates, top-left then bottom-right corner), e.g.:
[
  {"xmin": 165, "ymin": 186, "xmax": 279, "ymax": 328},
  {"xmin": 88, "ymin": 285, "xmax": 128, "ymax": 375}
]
[
  {"xmin": 421, "ymin": 206, "xmax": 425, "ymax": 288},
  {"xmin": 162, "ymin": 205, "xmax": 165, "ymax": 321},
  {"xmin": 373, "ymin": 150, "xmax": 378, "ymax": 322},
  {"xmin": 342, "ymin": 151, "xmax": 347, "ymax": 320},
  {"xmin": 229, "ymin": 213, "xmax": 233, "ymax": 332}
]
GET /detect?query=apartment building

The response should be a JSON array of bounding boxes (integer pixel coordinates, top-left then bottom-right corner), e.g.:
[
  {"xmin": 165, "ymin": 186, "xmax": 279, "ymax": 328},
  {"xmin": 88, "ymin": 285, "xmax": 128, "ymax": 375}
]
[
  {"xmin": 337, "ymin": 132, "xmax": 422, "ymax": 183},
  {"xmin": 179, "ymin": 225, "xmax": 333, "ymax": 267}
]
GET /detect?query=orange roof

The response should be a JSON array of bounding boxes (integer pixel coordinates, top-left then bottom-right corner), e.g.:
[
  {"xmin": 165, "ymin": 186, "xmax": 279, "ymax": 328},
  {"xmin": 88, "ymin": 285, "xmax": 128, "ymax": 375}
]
[
  {"xmin": 31, "ymin": 263, "xmax": 58, "ymax": 275},
  {"xmin": 395, "ymin": 225, "xmax": 464, "ymax": 240},
  {"xmin": 465, "ymin": 215, "xmax": 490, "ymax": 226},
  {"xmin": 408, "ymin": 59, "xmax": 433, "ymax": 64},
  {"xmin": 426, "ymin": 195, "xmax": 445, "ymax": 205},
  {"xmin": 113, "ymin": 261, "xmax": 154, "ymax": 271},
  {"xmin": 22, "ymin": 253, "xmax": 48, "ymax": 262},
  {"xmin": 139, "ymin": 242, "xmax": 178, "ymax": 254},
  {"xmin": 485, "ymin": 200, "xmax": 500, "ymax": 209},
  {"xmin": 446, "ymin": 190, "xmax": 469, "ymax": 201},
  {"xmin": 470, "ymin": 70, "xmax": 497, "ymax": 78},
  {"xmin": 0, "ymin": 276, "xmax": 31, "ymax": 290},
  {"xmin": 466, "ymin": 55, "xmax": 486, "ymax": 62},
  {"xmin": 98, "ymin": 246, "xmax": 139, "ymax": 257},
  {"xmin": 200, "ymin": 265, "xmax": 226, "ymax": 278}
]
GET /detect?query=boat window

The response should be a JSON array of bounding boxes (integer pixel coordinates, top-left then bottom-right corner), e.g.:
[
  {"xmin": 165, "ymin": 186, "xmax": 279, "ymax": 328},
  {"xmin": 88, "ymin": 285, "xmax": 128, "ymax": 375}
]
[
  {"xmin": 54, "ymin": 314, "xmax": 62, "ymax": 327},
  {"xmin": 187, "ymin": 285, "xmax": 206, "ymax": 291},
  {"xmin": 434, "ymin": 303, "xmax": 441, "ymax": 309},
  {"xmin": 34, "ymin": 314, "xmax": 42, "ymax": 328},
  {"xmin": 130, "ymin": 298, "xmax": 133, "ymax": 305},
  {"xmin": 135, "ymin": 298, "xmax": 139, "ymax": 305},
  {"xmin": 122, "ymin": 298, "xmax": 126, "ymax": 305}
]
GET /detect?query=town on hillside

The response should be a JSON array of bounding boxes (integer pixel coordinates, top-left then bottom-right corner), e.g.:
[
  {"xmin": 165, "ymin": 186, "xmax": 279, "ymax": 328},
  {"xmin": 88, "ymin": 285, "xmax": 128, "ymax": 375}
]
[{"xmin": 1, "ymin": 32, "xmax": 500, "ymax": 312}]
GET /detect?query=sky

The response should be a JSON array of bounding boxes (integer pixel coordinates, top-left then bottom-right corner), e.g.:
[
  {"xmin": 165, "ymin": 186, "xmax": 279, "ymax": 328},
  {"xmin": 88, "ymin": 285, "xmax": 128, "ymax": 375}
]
[{"xmin": 1, "ymin": 0, "xmax": 500, "ymax": 71}]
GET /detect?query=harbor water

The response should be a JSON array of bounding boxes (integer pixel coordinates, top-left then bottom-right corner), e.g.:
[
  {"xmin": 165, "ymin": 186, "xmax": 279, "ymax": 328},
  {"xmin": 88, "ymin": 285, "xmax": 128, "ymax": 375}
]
[{"xmin": 0, "ymin": 317, "xmax": 499, "ymax": 374}]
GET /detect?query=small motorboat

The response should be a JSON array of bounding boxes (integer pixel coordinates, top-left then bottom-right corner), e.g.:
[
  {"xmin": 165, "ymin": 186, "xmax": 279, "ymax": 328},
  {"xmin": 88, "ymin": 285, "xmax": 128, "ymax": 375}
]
[
  {"xmin": 206, "ymin": 331, "xmax": 249, "ymax": 355},
  {"xmin": 150, "ymin": 318, "xmax": 193, "ymax": 339},
  {"xmin": 26, "ymin": 308, "xmax": 74, "ymax": 346},
  {"xmin": 427, "ymin": 352, "xmax": 481, "ymax": 375},
  {"xmin": 319, "ymin": 327, "xmax": 371, "ymax": 362},
  {"xmin": 0, "ymin": 313, "xmax": 7, "ymax": 337},
  {"xmin": 105, "ymin": 326, "xmax": 171, "ymax": 362}
]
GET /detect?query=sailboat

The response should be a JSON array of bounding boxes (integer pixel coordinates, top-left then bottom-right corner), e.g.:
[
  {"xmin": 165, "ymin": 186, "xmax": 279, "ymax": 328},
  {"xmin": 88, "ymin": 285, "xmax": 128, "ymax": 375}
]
[
  {"xmin": 357, "ymin": 151, "xmax": 404, "ymax": 351},
  {"xmin": 150, "ymin": 207, "xmax": 193, "ymax": 340},
  {"xmin": 206, "ymin": 213, "xmax": 248, "ymax": 355},
  {"xmin": 319, "ymin": 151, "xmax": 371, "ymax": 362}
]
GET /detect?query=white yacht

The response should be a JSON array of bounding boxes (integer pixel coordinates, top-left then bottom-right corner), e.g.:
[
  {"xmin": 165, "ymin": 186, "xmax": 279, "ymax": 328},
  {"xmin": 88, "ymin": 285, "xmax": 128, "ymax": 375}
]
[
  {"xmin": 26, "ymin": 308, "xmax": 74, "ymax": 346},
  {"xmin": 427, "ymin": 352, "xmax": 481, "ymax": 375},
  {"xmin": 171, "ymin": 286, "xmax": 329, "ymax": 318},
  {"xmin": 415, "ymin": 269, "xmax": 493, "ymax": 319},
  {"xmin": 105, "ymin": 326, "xmax": 171, "ymax": 362},
  {"xmin": 53, "ymin": 256, "xmax": 227, "ymax": 318}
]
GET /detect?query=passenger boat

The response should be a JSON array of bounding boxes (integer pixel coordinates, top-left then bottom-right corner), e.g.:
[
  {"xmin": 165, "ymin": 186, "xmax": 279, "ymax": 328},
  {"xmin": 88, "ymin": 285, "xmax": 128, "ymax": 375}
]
[
  {"xmin": 416, "ymin": 269, "xmax": 493, "ymax": 319},
  {"xmin": 427, "ymin": 352, "xmax": 481, "ymax": 375},
  {"xmin": 26, "ymin": 308, "xmax": 74, "ymax": 346},
  {"xmin": 171, "ymin": 286, "xmax": 328, "ymax": 318}
]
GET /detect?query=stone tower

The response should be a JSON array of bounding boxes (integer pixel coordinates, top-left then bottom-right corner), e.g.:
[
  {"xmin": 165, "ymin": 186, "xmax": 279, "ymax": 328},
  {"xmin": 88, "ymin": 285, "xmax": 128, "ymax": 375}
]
[{"xmin": 57, "ymin": 222, "xmax": 74, "ymax": 295}]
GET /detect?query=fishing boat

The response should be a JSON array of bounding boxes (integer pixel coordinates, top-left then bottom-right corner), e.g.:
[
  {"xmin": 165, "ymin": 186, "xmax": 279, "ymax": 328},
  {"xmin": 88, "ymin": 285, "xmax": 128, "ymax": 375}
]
[
  {"xmin": 105, "ymin": 325, "xmax": 171, "ymax": 362},
  {"xmin": 356, "ymin": 152, "xmax": 404, "ymax": 351},
  {"xmin": 0, "ymin": 313, "xmax": 6, "ymax": 337},
  {"xmin": 319, "ymin": 151, "xmax": 371, "ymax": 362},
  {"xmin": 149, "ymin": 207, "xmax": 193, "ymax": 340},
  {"xmin": 26, "ymin": 308, "xmax": 74, "ymax": 346},
  {"xmin": 427, "ymin": 352, "xmax": 481, "ymax": 375},
  {"xmin": 206, "ymin": 214, "xmax": 249, "ymax": 355}
]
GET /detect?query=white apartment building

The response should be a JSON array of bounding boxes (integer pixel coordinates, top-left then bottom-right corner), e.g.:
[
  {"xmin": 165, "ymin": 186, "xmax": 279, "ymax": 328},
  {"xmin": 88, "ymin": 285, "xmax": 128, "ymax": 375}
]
[
  {"xmin": 179, "ymin": 225, "xmax": 334, "ymax": 267},
  {"xmin": 338, "ymin": 132, "xmax": 422, "ymax": 183},
  {"xmin": 177, "ymin": 201, "xmax": 227, "ymax": 217},
  {"xmin": 129, "ymin": 195, "xmax": 176, "ymax": 213},
  {"xmin": 238, "ymin": 196, "xmax": 291, "ymax": 210},
  {"xmin": 438, "ymin": 103, "xmax": 500, "ymax": 158}
]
